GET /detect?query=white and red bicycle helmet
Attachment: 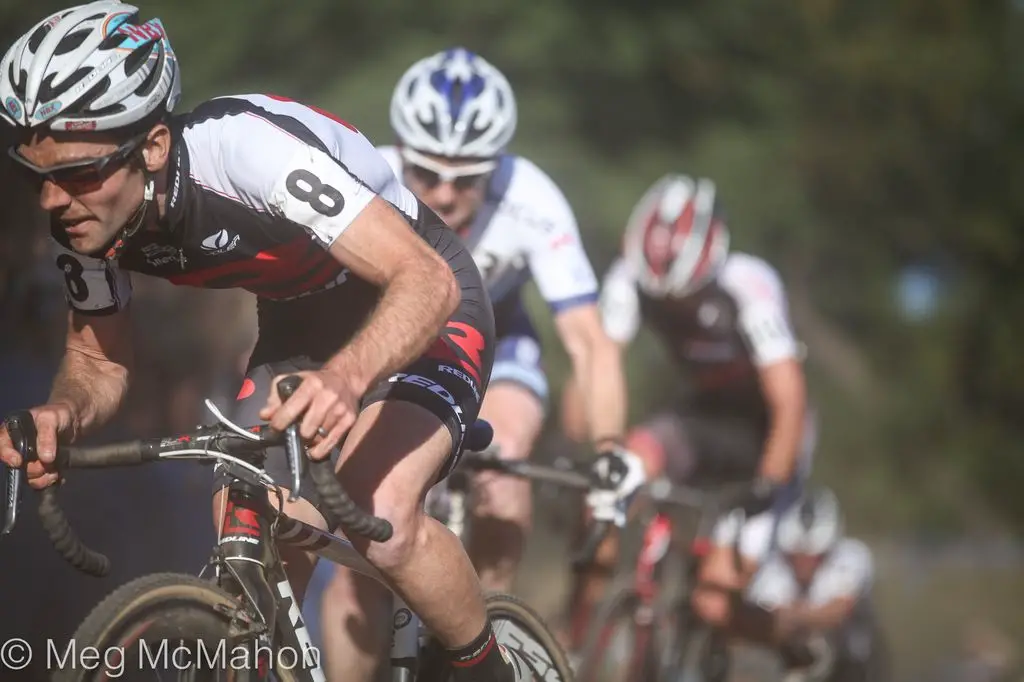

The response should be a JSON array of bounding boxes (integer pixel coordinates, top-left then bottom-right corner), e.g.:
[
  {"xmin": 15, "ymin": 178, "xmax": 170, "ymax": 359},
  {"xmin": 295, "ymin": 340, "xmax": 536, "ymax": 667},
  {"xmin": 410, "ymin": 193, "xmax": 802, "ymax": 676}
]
[{"xmin": 622, "ymin": 174, "xmax": 729, "ymax": 298}]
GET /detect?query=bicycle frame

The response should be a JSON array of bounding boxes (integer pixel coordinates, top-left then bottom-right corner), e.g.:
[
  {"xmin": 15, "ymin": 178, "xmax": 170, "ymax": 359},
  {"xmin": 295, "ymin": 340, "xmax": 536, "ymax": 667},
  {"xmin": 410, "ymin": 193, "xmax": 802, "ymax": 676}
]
[
  {"xmin": 211, "ymin": 457, "xmax": 436, "ymax": 682},
  {"xmin": 2, "ymin": 394, "xmax": 577, "ymax": 682},
  {"xmin": 1, "ymin": 403, "xmax": 447, "ymax": 682}
]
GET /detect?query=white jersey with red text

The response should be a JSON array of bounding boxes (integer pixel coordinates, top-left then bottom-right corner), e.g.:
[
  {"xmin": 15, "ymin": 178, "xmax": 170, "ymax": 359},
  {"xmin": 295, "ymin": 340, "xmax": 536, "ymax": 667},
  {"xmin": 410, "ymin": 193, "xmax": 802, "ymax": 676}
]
[{"xmin": 377, "ymin": 146, "xmax": 600, "ymax": 320}]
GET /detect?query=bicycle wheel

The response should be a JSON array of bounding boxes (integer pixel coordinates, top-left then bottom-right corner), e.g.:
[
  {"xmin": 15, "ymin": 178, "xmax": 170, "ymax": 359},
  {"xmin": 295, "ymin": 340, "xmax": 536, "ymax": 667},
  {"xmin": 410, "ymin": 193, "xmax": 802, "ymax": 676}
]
[
  {"xmin": 575, "ymin": 579, "xmax": 655, "ymax": 682},
  {"xmin": 54, "ymin": 572, "xmax": 305, "ymax": 682},
  {"xmin": 418, "ymin": 592, "xmax": 574, "ymax": 682}
]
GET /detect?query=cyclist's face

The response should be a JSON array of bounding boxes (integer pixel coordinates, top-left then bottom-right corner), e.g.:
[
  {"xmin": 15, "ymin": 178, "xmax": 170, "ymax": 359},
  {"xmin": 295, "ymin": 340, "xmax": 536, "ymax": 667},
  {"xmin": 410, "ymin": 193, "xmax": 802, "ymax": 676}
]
[
  {"xmin": 401, "ymin": 150, "xmax": 493, "ymax": 233},
  {"xmin": 13, "ymin": 131, "xmax": 149, "ymax": 256}
]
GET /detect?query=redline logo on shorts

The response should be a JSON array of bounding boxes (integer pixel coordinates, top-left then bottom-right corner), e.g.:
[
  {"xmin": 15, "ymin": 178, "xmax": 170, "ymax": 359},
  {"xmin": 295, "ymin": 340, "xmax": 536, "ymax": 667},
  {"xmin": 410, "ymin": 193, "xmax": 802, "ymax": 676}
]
[
  {"xmin": 387, "ymin": 373, "xmax": 466, "ymax": 434},
  {"xmin": 443, "ymin": 322, "xmax": 486, "ymax": 383},
  {"xmin": 438, "ymin": 364, "xmax": 481, "ymax": 402}
]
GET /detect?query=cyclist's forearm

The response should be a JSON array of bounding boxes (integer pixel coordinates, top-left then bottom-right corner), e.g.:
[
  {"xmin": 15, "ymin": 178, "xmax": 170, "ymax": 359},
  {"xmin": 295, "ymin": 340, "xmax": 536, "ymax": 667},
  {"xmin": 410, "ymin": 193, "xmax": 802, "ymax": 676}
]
[
  {"xmin": 758, "ymin": 401, "xmax": 804, "ymax": 483},
  {"xmin": 778, "ymin": 598, "xmax": 854, "ymax": 635},
  {"xmin": 325, "ymin": 262, "xmax": 458, "ymax": 395},
  {"xmin": 579, "ymin": 338, "xmax": 628, "ymax": 449},
  {"xmin": 48, "ymin": 348, "xmax": 130, "ymax": 436}
]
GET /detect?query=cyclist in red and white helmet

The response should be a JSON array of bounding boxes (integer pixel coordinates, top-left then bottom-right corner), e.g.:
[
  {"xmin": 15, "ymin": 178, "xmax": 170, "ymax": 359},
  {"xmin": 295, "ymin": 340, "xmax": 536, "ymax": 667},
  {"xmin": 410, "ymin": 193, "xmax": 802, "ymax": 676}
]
[
  {"xmin": 563, "ymin": 173, "xmax": 816, "ymax": 656},
  {"xmin": 621, "ymin": 174, "xmax": 731, "ymax": 299}
]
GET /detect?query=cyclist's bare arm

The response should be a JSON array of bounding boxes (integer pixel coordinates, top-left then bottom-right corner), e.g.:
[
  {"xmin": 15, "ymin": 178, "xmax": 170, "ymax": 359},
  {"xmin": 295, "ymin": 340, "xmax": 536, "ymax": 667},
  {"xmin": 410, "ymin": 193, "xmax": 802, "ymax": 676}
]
[
  {"xmin": 559, "ymin": 256, "xmax": 637, "ymax": 446},
  {"xmin": 775, "ymin": 595, "xmax": 856, "ymax": 638},
  {"xmin": 320, "ymin": 197, "xmax": 459, "ymax": 395},
  {"xmin": 755, "ymin": 358, "xmax": 806, "ymax": 483},
  {"xmin": 52, "ymin": 306, "xmax": 135, "ymax": 434},
  {"xmin": 0, "ymin": 305, "xmax": 133, "ymax": 481},
  {"xmin": 555, "ymin": 304, "xmax": 627, "ymax": 449}
]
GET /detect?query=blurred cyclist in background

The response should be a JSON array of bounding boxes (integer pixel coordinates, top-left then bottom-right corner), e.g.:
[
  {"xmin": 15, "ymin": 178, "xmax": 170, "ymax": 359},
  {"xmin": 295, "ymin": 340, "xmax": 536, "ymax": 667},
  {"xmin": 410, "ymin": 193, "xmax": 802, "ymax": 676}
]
[
  {"xmin": 562, "ymin": 173, "xmax": 815, "ymax": 654},
  {"xmin": 319, "ymin": 47, "xmax": 645, "ymax": 682},
  {"xmin": 739, "ymin": 486, "xmax": 887, "ymax": 682}
]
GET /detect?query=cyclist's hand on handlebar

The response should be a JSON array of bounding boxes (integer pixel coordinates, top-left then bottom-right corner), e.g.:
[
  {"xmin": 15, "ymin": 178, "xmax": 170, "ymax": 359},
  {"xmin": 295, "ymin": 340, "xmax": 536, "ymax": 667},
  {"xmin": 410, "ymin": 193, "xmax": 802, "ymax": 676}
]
[
  {"xmin": 727, "ymin": 476, "xmax": 783, "ymax": 517},
  {"xmin": 585, "ymin": 446, "xmax": 647, "ymax": 527},
  {"xmin": 0, "ymin": 403, "xmax": 76, "ymax": 489},
  {"xmin": 260, "ymin": 369, "xmax": 359, "ymax": 460}
]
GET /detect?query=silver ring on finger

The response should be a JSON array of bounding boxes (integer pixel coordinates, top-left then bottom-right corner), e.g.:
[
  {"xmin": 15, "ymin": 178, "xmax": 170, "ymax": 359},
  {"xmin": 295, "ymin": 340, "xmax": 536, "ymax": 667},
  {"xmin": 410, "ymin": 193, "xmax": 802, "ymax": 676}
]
[{"xmin": 316, "ymin": 426, "xmax": 328, "ymax": 438}]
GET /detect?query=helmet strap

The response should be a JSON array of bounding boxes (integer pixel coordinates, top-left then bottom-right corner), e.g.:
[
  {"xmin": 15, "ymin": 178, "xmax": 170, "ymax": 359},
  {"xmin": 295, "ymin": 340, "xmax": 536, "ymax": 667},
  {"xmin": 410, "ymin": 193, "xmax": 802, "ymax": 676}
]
[{"xmin": 103, "ymin": 175, "xmax": 155, "ymax": 262}]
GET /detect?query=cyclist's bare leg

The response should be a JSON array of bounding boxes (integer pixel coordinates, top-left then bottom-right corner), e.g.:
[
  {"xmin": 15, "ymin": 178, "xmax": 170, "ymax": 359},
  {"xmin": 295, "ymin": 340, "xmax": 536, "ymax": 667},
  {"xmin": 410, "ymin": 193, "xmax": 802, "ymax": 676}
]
[
  {"xmin": 467, "ymin": 382, "xmax": 543, "ymax": 592},
  {"xmin": 319, "ymin": 398, "xmax": 489, "ymax": 682},
  {"xmin": 320, "ymin": 566, "xmax": 391, "ymax": 682},
  {"xmin": 562, "ymin": 423, "xmax": 668, "ymax": 649}
]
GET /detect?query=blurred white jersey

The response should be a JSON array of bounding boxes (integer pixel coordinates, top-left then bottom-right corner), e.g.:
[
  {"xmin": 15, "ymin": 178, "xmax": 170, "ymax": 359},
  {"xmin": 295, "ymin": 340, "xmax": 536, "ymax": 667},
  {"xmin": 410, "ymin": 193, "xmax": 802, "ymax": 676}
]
[
  {"xmin": 378, "ymin": 146, "xmax": 599, "ymax": 315},
  {"xmin": 600, "ymin": 251, "xmax": 802, "ymax": 367},
  {"xmin": 748, "ymin": 538, "xmax": 874, "ymax": 609}
]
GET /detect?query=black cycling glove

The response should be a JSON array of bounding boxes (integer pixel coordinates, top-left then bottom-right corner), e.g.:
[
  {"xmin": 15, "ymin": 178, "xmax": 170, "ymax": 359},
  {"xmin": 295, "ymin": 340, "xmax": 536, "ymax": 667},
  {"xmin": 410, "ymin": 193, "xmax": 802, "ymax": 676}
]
[{"xmin": 730, "ymin": 476, "xmax": 781, "ymax": 517}]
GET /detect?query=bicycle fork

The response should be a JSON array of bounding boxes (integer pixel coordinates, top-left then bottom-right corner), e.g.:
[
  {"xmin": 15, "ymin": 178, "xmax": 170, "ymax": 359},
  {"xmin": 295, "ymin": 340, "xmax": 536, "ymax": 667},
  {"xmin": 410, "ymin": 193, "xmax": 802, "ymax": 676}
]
[
  {"xmin": 217, "ymin": 482, "xmax": 327, "ymax": 682},
  {"xmin": 628, "ymin": 513, "xmax": 674, "ymax": 682}
]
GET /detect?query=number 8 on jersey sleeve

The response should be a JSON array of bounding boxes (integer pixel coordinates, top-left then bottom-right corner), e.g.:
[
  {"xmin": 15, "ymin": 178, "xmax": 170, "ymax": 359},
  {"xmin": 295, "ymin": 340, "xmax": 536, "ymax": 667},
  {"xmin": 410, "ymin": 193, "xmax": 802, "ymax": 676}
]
[{"xmin": 272, "ymin": 145, "xmax": 376, "ymax": 247}]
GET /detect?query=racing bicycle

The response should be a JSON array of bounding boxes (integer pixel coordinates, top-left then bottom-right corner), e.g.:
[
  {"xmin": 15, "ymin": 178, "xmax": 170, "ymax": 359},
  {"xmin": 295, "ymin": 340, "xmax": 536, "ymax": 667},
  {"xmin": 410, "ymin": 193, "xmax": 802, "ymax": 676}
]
[
  {"xmin": 1, "ymin": 375, "xmax": 573, "ymax": 682},
  {"xmin": 574, "ymin": 478, "xmax": 749, "ymax": 682}
]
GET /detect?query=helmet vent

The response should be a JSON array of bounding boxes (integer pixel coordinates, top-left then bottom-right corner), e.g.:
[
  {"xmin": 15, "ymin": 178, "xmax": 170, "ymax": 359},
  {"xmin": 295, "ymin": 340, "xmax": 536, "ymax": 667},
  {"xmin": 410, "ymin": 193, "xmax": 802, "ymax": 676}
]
[
  {"xmin": 27, "ymin": 24, "xmax": 52, "ymax": 53},
  {"xmin": 135, "ymin": 49, "xmax": 163, "ymax": 97},
  {"xmin": 123, "ymin": 41, "xmax": 154, "ymax": 76},
  {"xmin": 54, "ymin": 29, "xmax": 90, "ymax": 55}
]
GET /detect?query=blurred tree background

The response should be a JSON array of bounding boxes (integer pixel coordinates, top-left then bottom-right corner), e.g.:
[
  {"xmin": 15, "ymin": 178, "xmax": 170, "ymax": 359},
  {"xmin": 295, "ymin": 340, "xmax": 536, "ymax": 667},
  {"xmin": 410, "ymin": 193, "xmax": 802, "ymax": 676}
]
[{"xmin": 1, "ymin": 0, "xmax": 1022, "ymax": 679}]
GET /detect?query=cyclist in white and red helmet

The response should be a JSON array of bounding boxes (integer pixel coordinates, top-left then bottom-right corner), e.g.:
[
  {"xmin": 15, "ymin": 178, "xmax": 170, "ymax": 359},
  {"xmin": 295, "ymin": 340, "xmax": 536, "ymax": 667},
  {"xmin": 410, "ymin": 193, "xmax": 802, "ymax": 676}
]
[{"xmin": 563, "ymin": 173, "xmax": 816, "ymax": 654}]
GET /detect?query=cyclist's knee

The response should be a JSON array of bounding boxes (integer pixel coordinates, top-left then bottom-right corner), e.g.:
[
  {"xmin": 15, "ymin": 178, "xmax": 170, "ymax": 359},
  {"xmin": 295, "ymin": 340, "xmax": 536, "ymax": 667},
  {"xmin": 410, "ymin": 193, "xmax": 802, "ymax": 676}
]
[
  {"xmin": 692, "ymin": 585, "xmax": 732, "ymax": 629},
  {"xmin": 360, "ymin": 492, "xmax": 422, "ymax": 572},
  {"xmin": 693, "ymin": 547, "xmax": 742, "ymax": 628},
  {"xmin": 472, "ymin": 467, "xmax": 532, "ymax": 525}
]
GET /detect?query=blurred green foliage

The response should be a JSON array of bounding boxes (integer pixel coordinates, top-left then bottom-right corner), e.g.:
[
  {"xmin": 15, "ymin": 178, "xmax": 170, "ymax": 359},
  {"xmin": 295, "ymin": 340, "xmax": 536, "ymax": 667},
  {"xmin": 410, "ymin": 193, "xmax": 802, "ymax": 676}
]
[{"xmin": 2, "ymin": 0, "xmax": 1022, "ymax": 533}]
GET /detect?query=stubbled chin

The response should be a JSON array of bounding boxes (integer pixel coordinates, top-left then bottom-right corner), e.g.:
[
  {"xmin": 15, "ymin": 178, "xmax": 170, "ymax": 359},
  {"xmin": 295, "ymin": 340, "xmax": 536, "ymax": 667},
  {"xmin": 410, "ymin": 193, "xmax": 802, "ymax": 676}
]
[{"xmin": 67, "ymin": 233, "xmax": 105, "ymax": 257}]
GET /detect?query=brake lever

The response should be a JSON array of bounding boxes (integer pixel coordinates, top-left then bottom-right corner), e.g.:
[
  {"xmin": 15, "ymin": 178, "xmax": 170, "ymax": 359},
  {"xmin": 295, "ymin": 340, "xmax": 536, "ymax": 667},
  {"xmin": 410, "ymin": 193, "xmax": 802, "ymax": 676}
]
[
  {"xmin": 276, "ymin": 375, "xmax": 306, "ymax": 502},
  {"xmin": 2, "ymin": 411, "xmax": 35, "ymax": 536}
]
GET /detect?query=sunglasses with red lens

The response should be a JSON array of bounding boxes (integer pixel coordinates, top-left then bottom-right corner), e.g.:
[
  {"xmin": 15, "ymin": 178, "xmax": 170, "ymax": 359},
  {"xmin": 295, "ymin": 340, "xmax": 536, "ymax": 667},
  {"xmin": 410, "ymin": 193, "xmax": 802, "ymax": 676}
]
[{"xmin": 7, "ymin": 132, "xmax": 147, "ymax": 193}]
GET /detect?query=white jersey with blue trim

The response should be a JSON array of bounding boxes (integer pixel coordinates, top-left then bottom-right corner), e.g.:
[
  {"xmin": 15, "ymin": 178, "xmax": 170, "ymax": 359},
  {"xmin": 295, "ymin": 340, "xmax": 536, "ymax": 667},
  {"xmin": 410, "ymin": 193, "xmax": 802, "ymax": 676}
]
[{"xmin": 377, "ymin": 146, "xmax": 599, "ymax": 313}]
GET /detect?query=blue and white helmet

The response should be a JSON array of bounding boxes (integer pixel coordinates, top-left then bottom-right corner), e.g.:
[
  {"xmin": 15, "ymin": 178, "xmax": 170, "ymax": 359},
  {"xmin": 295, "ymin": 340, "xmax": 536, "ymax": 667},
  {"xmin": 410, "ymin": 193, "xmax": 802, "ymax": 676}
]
[
  {"xmin": 390, "ymin": 47, "xmax": 516, "ymax": 159},
  {"xmin": 0, "ymin": 1, "xmax": 180, "ymax": 132}
]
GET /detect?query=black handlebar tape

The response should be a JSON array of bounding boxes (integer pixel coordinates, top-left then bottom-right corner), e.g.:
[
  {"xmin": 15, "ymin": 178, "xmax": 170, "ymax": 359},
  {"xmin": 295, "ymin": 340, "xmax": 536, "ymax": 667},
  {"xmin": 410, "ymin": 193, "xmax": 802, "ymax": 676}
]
[
  {"xmin": 59, "ymin": 441, "xmax": 146, "ymax": 468},
  {"xmin": 38, "ymin": 487, "xmax": 109, "ymax": 577}
]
